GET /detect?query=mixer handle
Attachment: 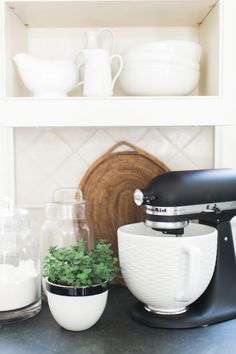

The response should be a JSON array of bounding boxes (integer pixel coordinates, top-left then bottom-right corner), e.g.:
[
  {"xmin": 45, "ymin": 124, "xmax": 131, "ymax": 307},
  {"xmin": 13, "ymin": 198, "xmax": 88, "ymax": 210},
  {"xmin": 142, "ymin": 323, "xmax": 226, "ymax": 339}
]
[{"xmin": 175, "ymin": 245, "xmax": 201, "ymax": 303}]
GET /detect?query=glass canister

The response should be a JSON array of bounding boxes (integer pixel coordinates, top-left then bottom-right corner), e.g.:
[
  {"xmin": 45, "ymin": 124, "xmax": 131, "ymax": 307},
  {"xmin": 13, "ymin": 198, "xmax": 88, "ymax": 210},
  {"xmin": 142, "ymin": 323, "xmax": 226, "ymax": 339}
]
[
  {"xmin": 0, "ymin": 196, "xmax": 41, "ymax": 323},
  {"xmin": 41, "ymin": 189, "xmax": 94, "ymax": 289}
]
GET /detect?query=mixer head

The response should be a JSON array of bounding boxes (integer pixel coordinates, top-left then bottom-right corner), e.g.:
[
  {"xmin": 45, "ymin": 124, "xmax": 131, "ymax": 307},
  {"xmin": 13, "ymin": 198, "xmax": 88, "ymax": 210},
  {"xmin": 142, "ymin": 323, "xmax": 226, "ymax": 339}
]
[{"xmin": 134, "ymin": 169, "xmax": 236, "ymax": 235}]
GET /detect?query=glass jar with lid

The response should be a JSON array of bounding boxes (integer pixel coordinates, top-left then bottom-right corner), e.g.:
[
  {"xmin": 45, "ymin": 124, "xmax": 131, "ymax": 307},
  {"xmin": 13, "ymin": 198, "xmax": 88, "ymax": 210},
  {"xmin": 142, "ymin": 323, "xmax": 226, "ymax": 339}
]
[
  {"xmin": 41, "ymin": 189, "xmax": 94, "ymax": 292},
  {"xmin": 0, "ymin": 196, "xmax": 41, "ymax": 323}
]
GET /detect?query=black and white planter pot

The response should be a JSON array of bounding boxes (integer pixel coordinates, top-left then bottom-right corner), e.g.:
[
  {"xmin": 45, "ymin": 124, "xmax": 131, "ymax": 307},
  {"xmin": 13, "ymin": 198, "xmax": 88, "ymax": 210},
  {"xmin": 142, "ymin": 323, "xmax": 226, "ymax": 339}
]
[{"xmin": 46, "ymin": 280, "xmax": 109, "ymax": 331}]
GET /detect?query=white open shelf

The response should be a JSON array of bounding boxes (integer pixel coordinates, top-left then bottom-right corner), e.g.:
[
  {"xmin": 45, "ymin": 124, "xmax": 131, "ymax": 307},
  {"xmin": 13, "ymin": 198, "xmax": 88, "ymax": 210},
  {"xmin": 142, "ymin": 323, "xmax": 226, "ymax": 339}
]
[
  {"xmin": 0, "ymin": 96, "xmax": 234, "ymax": 128},
  {"xmin": 4, "ymin": 0, "xmax": 220, "ymax": 98},
  {"xmin": 0, "ymin": 0, "xmax": 229, "ymax": 127}
]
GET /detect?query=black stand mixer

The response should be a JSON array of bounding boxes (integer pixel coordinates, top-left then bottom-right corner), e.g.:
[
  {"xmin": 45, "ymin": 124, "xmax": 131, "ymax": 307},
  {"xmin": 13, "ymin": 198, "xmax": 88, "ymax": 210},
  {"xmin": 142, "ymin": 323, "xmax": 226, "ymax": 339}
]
[{"xmin": 133, "ymin": 169, "xmax": 236, "ymax": 328}]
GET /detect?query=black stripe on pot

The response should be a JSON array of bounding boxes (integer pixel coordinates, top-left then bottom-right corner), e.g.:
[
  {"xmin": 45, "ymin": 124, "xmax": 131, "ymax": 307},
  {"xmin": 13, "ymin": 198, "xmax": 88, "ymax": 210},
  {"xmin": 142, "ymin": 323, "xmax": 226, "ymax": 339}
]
[{"xmin": 46, "ymin": 280, "xmax": 109, "ymax": 296}]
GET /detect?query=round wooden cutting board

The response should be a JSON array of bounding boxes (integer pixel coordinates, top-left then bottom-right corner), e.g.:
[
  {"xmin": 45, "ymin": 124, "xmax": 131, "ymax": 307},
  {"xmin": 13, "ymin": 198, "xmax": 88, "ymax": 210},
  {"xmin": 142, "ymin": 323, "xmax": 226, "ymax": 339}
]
[{"xmin": 79, "ymin": 141, "xmax": 170, "ymax": 281}]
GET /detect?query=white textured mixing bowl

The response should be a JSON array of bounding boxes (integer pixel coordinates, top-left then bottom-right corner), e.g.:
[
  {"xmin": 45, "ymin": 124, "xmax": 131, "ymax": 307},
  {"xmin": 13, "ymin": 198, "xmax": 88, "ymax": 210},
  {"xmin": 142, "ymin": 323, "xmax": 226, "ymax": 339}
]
[
  {"xmin": 118, "ymin": 222, "xmax": 217, "ymax": 315},
  {"xmin": 119, "ymin": 64, "xmax": 200, "ymax": 96}
]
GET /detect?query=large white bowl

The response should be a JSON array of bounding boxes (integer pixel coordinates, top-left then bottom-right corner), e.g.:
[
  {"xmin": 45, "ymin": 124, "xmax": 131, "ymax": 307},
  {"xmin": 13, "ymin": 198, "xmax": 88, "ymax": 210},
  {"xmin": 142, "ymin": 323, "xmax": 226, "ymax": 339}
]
[
  {"xmin": 119, "ymin": 64, "xmax": 200, "ymax": 96},
  {"xmin": 122, "ymin": 53, "xmax": 200, "ymax": 71},
  {"xmin": 122, "ymin": 41, "xmax": 202, "ymax": 61},
  {"xmin": 123, "ymin": 59, "xmax": 199, "ymax": 71},
  {"xmin": 118, "ymin": 222, "xmax": 217, "ymax": 315}
]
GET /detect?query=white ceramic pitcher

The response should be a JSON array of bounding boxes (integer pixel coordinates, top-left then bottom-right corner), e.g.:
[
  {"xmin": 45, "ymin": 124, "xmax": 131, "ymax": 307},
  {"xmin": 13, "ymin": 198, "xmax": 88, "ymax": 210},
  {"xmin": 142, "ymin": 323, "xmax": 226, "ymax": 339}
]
[{"xmin": 77, "ymin": 49, "xmax": 123, "ymax": 97}]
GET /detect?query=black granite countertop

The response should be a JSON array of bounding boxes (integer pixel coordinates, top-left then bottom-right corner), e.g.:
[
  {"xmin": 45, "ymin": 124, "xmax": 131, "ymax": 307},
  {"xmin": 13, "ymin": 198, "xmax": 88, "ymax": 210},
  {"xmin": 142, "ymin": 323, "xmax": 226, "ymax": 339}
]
[{"xmin": 1, "ymin": 285, "xmax": 236, "ymax": 354}]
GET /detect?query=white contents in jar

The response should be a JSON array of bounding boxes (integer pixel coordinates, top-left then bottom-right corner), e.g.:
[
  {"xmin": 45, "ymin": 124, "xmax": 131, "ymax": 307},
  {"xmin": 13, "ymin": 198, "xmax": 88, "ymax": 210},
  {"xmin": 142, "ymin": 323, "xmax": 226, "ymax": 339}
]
[{"xmin": 0, "ymin": 260, "xmax": 38, "ymax": 311}]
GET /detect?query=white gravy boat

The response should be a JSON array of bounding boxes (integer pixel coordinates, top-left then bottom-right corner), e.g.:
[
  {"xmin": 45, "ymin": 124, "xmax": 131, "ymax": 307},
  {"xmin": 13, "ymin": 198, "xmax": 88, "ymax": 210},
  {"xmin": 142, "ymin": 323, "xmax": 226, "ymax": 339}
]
[{"xmin": 13, "ymin": 53, "xmax": 80, "ymax": 98}]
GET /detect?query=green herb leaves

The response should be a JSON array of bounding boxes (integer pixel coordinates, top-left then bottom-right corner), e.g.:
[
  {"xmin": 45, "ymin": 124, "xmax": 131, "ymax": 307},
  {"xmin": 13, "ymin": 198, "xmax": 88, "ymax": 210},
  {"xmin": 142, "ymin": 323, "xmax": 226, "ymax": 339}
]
[{"xmin": 43, "ymin": 239, "xmax": 119, "ymax": 287}]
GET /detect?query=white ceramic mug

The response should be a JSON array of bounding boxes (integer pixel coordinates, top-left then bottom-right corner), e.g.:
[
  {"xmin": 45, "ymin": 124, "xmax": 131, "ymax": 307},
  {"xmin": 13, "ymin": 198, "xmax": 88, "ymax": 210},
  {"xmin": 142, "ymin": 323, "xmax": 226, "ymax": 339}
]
[
  {"xmin": 118, "ymin": 222, "xmax": 217, "ymax": 315},
  {"xmin": 76, "ymin": 49, "xmax": 123, "ymax": 97}
]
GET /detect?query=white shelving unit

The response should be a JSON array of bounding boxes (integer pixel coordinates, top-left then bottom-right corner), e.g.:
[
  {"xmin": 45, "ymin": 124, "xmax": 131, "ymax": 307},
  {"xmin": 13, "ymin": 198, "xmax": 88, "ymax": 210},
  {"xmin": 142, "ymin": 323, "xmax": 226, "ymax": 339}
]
[
  {"xmin": 0, "ymin": 0, "xmax": 229, "ymax": 127},
  {"xmin": 0, "ymin": 0, "xmax": 236, "ymax": 201}
]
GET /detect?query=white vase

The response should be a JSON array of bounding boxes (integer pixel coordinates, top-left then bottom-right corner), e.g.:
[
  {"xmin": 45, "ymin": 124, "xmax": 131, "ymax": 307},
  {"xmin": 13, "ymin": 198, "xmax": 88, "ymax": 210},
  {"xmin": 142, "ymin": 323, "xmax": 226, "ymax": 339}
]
[
  {"xmin": 46, "ymin": 280, "xmax": 108, "ymax": 331},
  {"xmin": 118, "ymin": 222, "xmax": 217, "ymax": 315}
]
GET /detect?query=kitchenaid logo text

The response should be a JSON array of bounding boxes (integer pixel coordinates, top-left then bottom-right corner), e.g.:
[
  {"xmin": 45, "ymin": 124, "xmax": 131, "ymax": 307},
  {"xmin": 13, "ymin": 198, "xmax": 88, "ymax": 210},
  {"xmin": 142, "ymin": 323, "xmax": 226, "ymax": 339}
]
[{"xmin": 154, "ymin": 208, "xmax": 167, "ymax": 213}]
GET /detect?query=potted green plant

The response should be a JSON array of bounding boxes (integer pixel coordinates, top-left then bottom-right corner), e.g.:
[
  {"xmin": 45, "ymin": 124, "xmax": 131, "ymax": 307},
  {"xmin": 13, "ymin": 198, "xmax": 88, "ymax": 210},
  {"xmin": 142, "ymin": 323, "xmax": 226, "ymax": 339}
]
[{"xmin": 43, "ymin": 239, "xmax": 119, "ymax": 331}]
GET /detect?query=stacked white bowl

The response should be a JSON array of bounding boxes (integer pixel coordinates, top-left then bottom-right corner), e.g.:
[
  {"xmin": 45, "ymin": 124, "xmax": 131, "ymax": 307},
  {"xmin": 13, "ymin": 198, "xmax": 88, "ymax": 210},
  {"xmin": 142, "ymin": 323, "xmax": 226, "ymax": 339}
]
[{"xmin": 119, "ymin": 41, "xmax": 202, "ymax": 96}]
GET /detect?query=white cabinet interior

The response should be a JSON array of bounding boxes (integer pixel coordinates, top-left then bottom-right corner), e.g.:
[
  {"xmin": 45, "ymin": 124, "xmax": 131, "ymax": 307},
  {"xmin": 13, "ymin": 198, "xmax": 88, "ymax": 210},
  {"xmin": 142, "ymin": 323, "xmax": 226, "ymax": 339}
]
[{"xmin": 4, "ymin": 0, "xmax": 220, "ymax": 98}]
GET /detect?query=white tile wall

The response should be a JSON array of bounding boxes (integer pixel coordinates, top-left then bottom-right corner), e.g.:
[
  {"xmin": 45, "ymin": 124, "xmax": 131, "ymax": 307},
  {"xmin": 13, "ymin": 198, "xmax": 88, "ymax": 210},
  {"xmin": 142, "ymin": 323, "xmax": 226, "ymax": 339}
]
[{"xmin": 15, "ymin": 127, "xmax": 214, "ymax": 234}]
